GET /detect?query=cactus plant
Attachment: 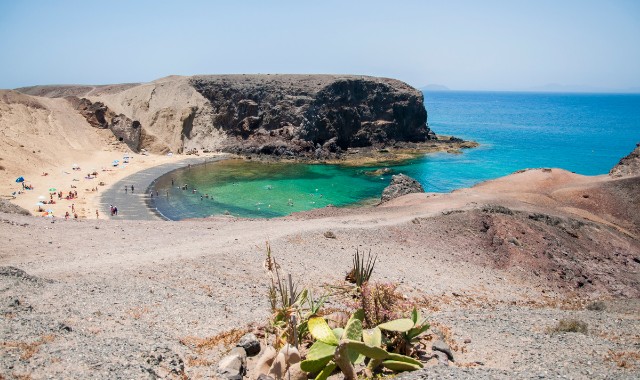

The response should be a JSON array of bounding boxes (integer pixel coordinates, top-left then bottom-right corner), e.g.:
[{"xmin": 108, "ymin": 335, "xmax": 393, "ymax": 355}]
[
  {"xmin": 378, "ymin": 306, "xmax": 430, "ymax": 356},
  {"xmin": 300, "ymin": 309, "xmax": 423, "ymax": 379}
]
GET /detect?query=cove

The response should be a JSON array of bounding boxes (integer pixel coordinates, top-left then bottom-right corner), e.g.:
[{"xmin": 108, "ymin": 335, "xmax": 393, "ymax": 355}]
[{"xmin": 151, "ymin": 91, "xmax": 640, "ymax": 220}]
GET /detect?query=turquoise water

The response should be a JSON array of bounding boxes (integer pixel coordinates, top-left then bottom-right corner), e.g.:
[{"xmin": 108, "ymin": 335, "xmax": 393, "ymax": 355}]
[{"xmin": 153, "ymin": 91, "xmax": 640, "ymax": 220}]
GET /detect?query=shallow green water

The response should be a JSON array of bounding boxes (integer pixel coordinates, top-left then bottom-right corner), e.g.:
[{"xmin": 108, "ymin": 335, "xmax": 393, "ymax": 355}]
[
  {"xmin": 152, "ymin": 159, "xmax": 394, "ymax": 219},
  {"xmin": 152, "ymin": 91, "xmax": 640, "ymax": 220}
]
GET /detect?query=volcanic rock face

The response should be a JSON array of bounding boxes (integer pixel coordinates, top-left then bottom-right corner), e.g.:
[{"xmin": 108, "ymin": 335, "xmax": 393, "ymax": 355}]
[
  {"xmin": 190, "ymin": 75, "xmax": 434, "ymax": 158},
  {"xmin": 380, "ymin": 174, "xmax": 425, "ymax": 203},
  {"xmin": 609, "ymin": 143, "xmax": 640, "ymax": 177},
  {"xmin": 66, "ymin": 96, "xmax": 142, "ymax": 152}
]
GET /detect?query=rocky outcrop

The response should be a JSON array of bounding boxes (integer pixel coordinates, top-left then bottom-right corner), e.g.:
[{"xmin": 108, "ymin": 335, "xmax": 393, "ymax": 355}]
[
  {"xmin": 66, "ymin": 96, "xmax": 141, "ymax": 152},
  {"xmin": 609, "ymin": 143, "xmax": 640, "ymax": 177},
  {"xmin": 190, "ymin": 75, "xmax": 434, "ymax": 159},
  {"xmin": 16, "ymin": 75, "xmax": 436, "ymax": 158},
  {"xmin": 380, "ymin": 174, "xmax": 425, "ymax": 203}
]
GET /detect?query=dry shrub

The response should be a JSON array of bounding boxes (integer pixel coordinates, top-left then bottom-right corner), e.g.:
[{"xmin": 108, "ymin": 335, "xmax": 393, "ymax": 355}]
[
  {"xmin": 547, "ymin": 319, "xmax": 588, "ymax": 334},
  {"xmin": 180, "ymin": 328, "xmax": 248, "ymax": 354},
  {"xmin": 323, "ymin": 231, "xmax": 336, "ymax": 239},
  {"xmin": 1, "ymin": 334, "xmax": 56, "ymax": 360},
  {"xmin": 586, "ymin": 301, "xmax": 606, "ymax": 311},
  {"xmin": 128, "ymin": 306, "xmax": 150, "ymax": 319},
  {"xmin": 604, "ymin": 350, "xmax": 640, "ymax": 369},
  {"xmin": 359, "ymin": 282, "xmax": 409, "ymax": 328}
]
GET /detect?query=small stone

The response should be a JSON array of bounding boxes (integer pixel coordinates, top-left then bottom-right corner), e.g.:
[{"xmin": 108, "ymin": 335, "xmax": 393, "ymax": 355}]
[
  {"xmin": 237, "ymin": 333, "xmax": 261, "ymax": 356},
  {"xmin": 432, "ymin": 340, "xmax": 454, "ymax": 361},
  {"xmin": 217, "ymin": 347, "xmax": 247, "ymax": 379},
  {"xmin": 464, "ymin": 338, "xmax": 471, "ymax": 344}
]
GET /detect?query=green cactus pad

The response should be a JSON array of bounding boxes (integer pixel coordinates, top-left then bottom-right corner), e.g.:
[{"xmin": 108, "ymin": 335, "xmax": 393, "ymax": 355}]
[
  {"xmin": 381, "ymin": 360, "xmax": 423, "ymax": 372},
  {"xmin": 377, "ymin": 318, "xmax": 414, "ymax": 332},
  {"xmin": 342, "ymin": 317, "xmax": 362, "ymax": 341},
  {"xmin": 301, "ymin": 341, "xmax": 336, "ymax": 373},
  {"xmin": 411, "ymin": 307, "xmax": 420, "ymax": 324},
  {"xmin": 352, "ymin": 308, "xmax": 365, "ymax": 322},
  {"xmin": 308, "ymin": 316, "xmax": 339, "ymax": 345},
  {"xmin": 314, "ymin": 361, "xmax": 337, "ymax": 380},
  {"xmin": 344, "ymin": 340, "xmax": 389, "ymax": 360},
  {"xmin": 362, "ymin": 327, "xmax": 382, "ymax": 347},
  {"xmin": 386, "ymin": 353, "xmax": 424, "ymax": 367}
]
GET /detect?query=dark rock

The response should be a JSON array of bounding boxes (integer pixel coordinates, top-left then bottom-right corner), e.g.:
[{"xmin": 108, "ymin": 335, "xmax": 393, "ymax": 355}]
[
  {"xmin": 434, "ymin": 351, "xmax": 450, "ymax": 366},
  {"xmin": 142, "ymin": 347, "xmax": 186, "ymax": 378},
  {"xmin": 190, "ymin": 75, "xmax": 433, "ymax": 159},
  {"xmin": 66, "ymin": 96, "xmax": 142, "ymax": 152},
  {"xmin": 237, "ymin": 332, "xmax": 261, "ymax": 356},
  {"xmin": 58, "ymin": 323, "xmax": 73, "ymax": 333},
  {"xmin": 432, "ymin": 340, "xmax": 454, "ymax": 361},
  {"xmin": 380, "ymin": 174, "xmax": 425, "ymax": 203},
  {"xmin": 218, "ymin": 347, "xmax": 247, "ymax": 379},
  {"xmin": 0, "ymin": 266, "xmax": 51, "ymax": 284},
  {"xmin": 257, "ymin": 375, "xmax": 274, "ymax": 380}
]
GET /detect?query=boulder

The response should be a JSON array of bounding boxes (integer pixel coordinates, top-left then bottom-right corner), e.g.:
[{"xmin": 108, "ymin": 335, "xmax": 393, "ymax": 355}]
[
  {"xmin": 380, "ymin": 174, "xmax": 425, "ymax": 203},
  {"xmin": 237, "ymin": 332, "xmax": 261, "ymax": 356},
  {"xmin": 218, "ymin": 347, "xmax": 247, "ymax": 379}
]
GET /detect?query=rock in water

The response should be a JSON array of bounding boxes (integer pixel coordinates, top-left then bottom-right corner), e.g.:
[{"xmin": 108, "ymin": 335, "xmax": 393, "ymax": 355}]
[{"xmin": 380, "ymin": 174, "xmax": 425, "ymax": 203}]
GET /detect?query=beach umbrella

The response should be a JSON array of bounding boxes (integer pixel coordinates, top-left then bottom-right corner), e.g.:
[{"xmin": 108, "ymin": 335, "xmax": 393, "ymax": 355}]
[
  {"xmin": 36, "ymin": 202, "xmax": 44, "ymax": 206},
  {"xmin": 15, "ymin": 177, "xmax": 24, "ymax": 183},
  {"xmin": 49, "ymin": 188, "xmax": 56, "ymax": 192},
  {"xmin": 38, "ymin": 195, "xmax": 46, "ymax": 200},
  {"xmin": 72, "ymin": 164, "xmax": 79, "ymax": 168}
]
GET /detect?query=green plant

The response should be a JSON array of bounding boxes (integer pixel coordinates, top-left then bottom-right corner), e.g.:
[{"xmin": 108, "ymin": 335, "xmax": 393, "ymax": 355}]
[
  {"xmin": 300, "ymin": 310, "xmax": 423, "ymax": 380},
  {"xmin": 345, "ymin": 249, "xmax": 377, "ymax": 287},
  {"xmin": 297, "ymin": 290, "xmax": 328, "ymax": 342},
  {"xmin": 268, "ymin": 260, "xmax": 307, "ymax": 349},
  {"xmin": 378, "ymin": 307, "xmax": 430, "ymax": 356}
]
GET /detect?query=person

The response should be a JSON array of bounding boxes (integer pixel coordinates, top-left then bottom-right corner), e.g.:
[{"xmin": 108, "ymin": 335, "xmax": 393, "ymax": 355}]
[
  {"xmin": 74, "ymin": 213, "xmax": 78, "ymax": 219},
  {"xmin": 114, "ymin": 206, "xmax": 118, "ymax": 216},
  {"xmin": 150, "ymin": 192, "xmax": 153, "ymax": 198},
  {"xmin": 171, "ymin": 178, "xmax": 174, "ymax": 186},
  {"xmin": 110, "ymin": 205, "xmax": 114, "ymax": 216},
  {"xmin": 125, "ymin": 185, "xmax": 128, "ymax": 193},
  {"xmin": 71, "ymin": 204, "xmax": 75, "ymax": 213},
  {"xmin": 131, "ymin": 185, "xmax": 134, "ymax": 193},
  {"xmin": 65, "ymin": 211, "xmax": 70, "ymax": 220},
  {"xmin": 96, "ymin": 209, "xmax": 99, "ymax": 219}
]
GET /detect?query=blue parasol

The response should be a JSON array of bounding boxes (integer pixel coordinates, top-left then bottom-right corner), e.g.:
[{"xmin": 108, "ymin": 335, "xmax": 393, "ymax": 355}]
[{"xmin": 15, "ymin": 177, "xmax": 24, "ymax": 183}]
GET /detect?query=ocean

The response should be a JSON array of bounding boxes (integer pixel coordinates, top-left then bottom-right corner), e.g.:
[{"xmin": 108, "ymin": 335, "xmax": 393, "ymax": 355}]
[{"xmin": 152, "ymin": 91, "xmax": 640, "ymax": 220}]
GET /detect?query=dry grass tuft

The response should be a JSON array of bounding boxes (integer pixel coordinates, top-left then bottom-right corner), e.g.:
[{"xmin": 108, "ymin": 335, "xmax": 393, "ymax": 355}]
[
  {"xmin": 604, "ymin": 350, "xmax": 640, "ymax": 369},
  {"xmin": 180, "ymin": 328, "xmax": 249, "ymax": 354},
  {"xmin": 547, "ymin": 319, "xmax": 588, "ymax": 334},
  {"xmin": 1, "ymin": 334, "xmax": 56, "ymax": 361},
  {"xmin": 586, "ymin": 301, "xmax": 606, "ymax": 311}
]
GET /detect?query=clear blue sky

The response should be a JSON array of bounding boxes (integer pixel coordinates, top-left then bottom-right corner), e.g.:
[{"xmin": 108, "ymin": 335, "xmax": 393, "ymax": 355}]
[{"xmin": 1, "ymin": 0, "xmax": 639, "ymax": 91}]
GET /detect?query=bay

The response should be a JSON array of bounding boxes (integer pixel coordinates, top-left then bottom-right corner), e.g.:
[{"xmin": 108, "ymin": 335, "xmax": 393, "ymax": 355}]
[{"xmin": 152, "ymin": 91, "xmax": 640, "ymax": 220}]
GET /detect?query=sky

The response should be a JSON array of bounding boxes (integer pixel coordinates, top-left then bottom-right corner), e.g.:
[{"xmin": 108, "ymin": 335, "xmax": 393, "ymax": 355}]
[{"xmin": 0, "ymin": 0, "xmax": 639, "ymax": 92}]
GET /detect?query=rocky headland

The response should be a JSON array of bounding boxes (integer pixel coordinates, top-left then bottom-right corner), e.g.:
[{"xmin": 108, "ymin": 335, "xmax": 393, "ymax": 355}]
[{"xmin": 13, "ymin": 75, "xmax": 473, "ymax": 163}]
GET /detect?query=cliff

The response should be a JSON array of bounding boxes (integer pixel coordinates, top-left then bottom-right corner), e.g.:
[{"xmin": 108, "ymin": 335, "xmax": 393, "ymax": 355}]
[
  {"xmin": 609, "ymin": 143, "xmax": 640, "ymax": 177},
  {"xmin": 15, "ymin": 75, "xmax": 435, "ymax": 158},
  {"xmin": 190, "ymin": 75, "xmax": 434, "ymax": 158}
]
